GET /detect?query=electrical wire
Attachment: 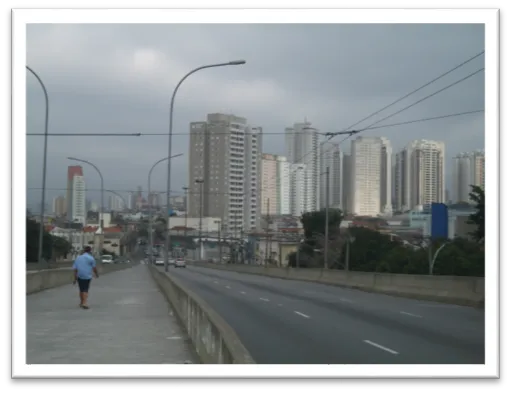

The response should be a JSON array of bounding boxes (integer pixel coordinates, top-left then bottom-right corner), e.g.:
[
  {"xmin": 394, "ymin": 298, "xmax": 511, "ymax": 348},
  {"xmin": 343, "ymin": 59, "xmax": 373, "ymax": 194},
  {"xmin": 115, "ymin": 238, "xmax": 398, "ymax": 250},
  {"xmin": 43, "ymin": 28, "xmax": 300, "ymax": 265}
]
[{"xmin": 26, "ymin": 109, "xmax": 483, "ymax": 199}]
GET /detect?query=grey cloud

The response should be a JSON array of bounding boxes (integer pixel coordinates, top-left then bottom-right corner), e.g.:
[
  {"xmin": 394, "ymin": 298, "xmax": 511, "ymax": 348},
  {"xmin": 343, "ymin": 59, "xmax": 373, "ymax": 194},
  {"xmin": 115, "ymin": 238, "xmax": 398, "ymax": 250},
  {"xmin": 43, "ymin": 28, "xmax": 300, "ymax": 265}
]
[{"xmin": 26, "ymin": 23, "xmax": 485, "ymax": 209}]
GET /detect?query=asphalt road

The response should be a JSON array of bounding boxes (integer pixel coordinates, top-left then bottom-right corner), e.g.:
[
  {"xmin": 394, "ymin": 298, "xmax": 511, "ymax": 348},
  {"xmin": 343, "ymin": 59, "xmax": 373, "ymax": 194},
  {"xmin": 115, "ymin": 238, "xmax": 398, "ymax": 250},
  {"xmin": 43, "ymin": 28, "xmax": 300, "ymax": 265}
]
[{"xmin": 161, "ymin": 264, "xmax": 485, "ymax": 364}]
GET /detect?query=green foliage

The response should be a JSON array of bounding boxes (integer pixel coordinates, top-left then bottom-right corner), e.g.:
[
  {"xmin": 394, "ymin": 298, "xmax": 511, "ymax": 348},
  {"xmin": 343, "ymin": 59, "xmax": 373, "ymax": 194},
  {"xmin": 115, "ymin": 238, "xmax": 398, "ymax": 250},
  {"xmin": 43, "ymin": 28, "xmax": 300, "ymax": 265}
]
[
  {"xmin": 288, "ymin": 207, "xmax": 484, "ymax": 277},
  {"xmin": 300, "ymin": 208, "xmax": 343, "ymax": 239},
  {"xmin": 26, "ymin": 218, "xmax": 72, "ymax": 262},
  {"xmin": 468, "ymin": 185, "xmax": 485, "ymax": 242}
]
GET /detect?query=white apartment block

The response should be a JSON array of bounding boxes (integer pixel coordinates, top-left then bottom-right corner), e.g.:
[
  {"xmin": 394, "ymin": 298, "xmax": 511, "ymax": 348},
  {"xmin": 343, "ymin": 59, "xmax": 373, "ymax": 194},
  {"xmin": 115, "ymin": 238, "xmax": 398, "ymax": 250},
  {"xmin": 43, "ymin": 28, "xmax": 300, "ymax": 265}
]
[
  {"xmin": 127, "ymin": 192, "xmax": 135, "ymax": 210},
  {"xmin": 71, "ymin": 175, "xmax": 86, "ymax": 224},
  {"xmin": 108, "ymin": 195, "xmax": 124, "ymax": 211},
  {"xmin": 394, "ymin": 139, "xmax": 445, "ymax": 212},
  {"xmin": 285, "ymin": 121, "xmax": 320, "ymax": 212},
  {"xmin": 188, "ymin": 113, "xmax": 261, "ymax": 235},
  {"xmin": 320, "ymin": 142, "xmax": 343, "ymax": 210},
  {"xmin": 261, "ymin": 154, "xmax": 291, "ymax": 215},
  {"xmin": 290, "ymin": 163, "xmax": 307, "ymax": 217},
  {"xmin": 348, "ymin": 137, "xmax": 393, "ymax": 216},
  {"xmin": 452, "ymin": 150, "xmax": 485, "ymax": 203}
]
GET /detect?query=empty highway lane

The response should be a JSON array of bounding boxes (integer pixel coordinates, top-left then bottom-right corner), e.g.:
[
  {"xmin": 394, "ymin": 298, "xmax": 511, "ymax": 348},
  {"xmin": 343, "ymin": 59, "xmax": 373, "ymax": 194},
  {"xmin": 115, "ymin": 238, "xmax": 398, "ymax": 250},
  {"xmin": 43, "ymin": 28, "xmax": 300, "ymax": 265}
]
[{"xmin": 160, "ymin": 265, "xmax": 484, "ymax": 364}]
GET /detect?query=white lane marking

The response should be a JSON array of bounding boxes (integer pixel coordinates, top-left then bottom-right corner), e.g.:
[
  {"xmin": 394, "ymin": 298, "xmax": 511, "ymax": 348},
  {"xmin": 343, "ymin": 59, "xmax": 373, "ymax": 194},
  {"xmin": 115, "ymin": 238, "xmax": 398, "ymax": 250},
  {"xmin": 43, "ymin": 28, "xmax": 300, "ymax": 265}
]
[
  {"xmin": 363, "ymin": 340, "xmax": 399, "ymax": 355},
  {"xmin": 213, "ymin": 281, "xmax": 219, "ymax": 284},
  {"xmin": 294, "ymin": 311, "xmax": 310, "ymax": 319},
  {"xmin": 278, "ymin": 304, "xmax": 283, "ymax": 307},
  {"xmin": 166, "ymin": 336, "xmax": 182, "ymax": 340},
  {"xmin": 225, "ymin": 286, "xmax": 231, "ymax": 289},
  {"xmin": 339, "ymin": 298, "xmax": 354, "ymax": 303},
  {"xmin": 259, "ymin": 297, "xmax": 270, "ymax": 302},
  {"xmin": 240, "ymin": 291, "xmax": 246, "ymax": 295},
  {"xmin": 400, "ymin": 311, "xmax": 423, "ymax": 318}
]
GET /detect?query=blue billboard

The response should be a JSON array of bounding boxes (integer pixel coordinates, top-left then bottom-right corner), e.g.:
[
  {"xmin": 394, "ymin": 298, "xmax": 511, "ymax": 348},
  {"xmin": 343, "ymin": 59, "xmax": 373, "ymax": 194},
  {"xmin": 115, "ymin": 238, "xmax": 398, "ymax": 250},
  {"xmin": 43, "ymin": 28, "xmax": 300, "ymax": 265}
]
[{"xmin": 431, "ymin": 203, "xmax": 448, "ymax": 239}]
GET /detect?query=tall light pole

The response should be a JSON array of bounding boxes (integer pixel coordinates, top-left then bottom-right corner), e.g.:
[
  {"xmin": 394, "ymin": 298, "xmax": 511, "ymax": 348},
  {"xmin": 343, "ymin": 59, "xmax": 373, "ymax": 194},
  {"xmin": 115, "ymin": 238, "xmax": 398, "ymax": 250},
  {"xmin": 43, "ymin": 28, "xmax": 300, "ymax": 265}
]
[
  {"xmin": 164, "ymin": 60, "xmax": 247, "ymax": 271},
  {"xmin": 147, "ymin": 153, "xmax": 183, "ymax": 269},
  {"xmin": 68, "ymin": 157, "xmax": 104, "ymax": 255},
  {"xmin": 195, "ymin": 179, "xmax": 204, "ymax": 260},
  {"xmin": 27, "ymin": 66, "xmax": 49, "ymax": 268},
  {"xmin": 182, "ymin": 186, "xmax": 189, "ymax": 237},
  {"xmin": 106, "ymin": 189, "xmax": 129, "ymax": 254},
  {"xmin": 324, "ymin": 166, "xmax": 330, "ymax": 269}
]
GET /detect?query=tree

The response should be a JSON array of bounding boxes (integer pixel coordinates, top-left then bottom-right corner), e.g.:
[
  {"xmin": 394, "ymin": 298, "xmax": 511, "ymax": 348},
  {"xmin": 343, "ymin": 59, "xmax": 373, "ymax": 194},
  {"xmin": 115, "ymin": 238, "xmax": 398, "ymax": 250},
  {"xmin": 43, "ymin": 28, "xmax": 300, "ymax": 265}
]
[
  {"xmin": 300, "ymin": 208, "xmax": 343, "ymax": 240},
  {"xmin": 467, "ymin": 185, "xmax": 484, "ymax": 242},
  {"xmin": 26, "ymin": 218, "xmax": 54, "ymax": 261},
  {"xmin": 52, "ymin": 235, "xmax": 72, "ymax": 259},
  {"xmin": 26, "ymin": 218, "xmax": 72, "ymax": 262}
]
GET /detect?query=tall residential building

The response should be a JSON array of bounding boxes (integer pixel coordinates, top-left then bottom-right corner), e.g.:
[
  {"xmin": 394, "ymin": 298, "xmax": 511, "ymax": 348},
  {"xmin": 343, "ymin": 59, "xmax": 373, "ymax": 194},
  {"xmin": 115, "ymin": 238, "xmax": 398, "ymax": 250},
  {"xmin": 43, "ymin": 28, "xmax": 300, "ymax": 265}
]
[
  {"xmin": 349, "ymin": 137, "xmax": 393, "ymax": 216},
  {"xmin": 109, "ymin": 195, "xmax": 124, "ymax": 211},
  {"xmin": 188, "ymin": 113, "xmax": 261, "ymax": 234},
  {"xmin": 290, "ymin": 163, "xmax": 307, "ymax": 217},
  {"xmin": 261, "ymin": 154, "xmax": 291, "ymax": 215},
  {"xmin": 285, "ymin": 121, "xmax": 320, "ymax": 212},
  {"xmin": 127, "ymin": 192, "xmax": 135, "ymax": 210},
  {"xmin": 394, "ymin": 139, "xmax": 445, "ymax": 212},
  {"xmin": 320, "ymin": 142, "xmax": 343, "ymax": 210},
  {"xmin": 52, "ymin": 195, "xmax": 66, "ymax": 216},
  {"xmin": 66, "ymin": 166, "xmax": 86, "ymax": 224},
  {"xmin": 147, "ymin": 192, "xmax": 161, "ymax": 208},
  {"xmin": 342, "ymin": 154, "xmax": 351, "ymax": 214},
  {"xmin": 452, "ymin": 150, "xmax": 485, "ymax": 203}
]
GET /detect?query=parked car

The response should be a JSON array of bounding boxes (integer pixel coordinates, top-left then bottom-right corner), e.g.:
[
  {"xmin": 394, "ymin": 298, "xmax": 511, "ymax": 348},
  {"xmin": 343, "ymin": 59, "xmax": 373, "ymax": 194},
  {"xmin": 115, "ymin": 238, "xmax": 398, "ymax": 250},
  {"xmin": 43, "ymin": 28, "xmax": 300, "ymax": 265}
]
[{"xmin": 154, "ymin": 258, "xmax": 164, "ymax": 266}]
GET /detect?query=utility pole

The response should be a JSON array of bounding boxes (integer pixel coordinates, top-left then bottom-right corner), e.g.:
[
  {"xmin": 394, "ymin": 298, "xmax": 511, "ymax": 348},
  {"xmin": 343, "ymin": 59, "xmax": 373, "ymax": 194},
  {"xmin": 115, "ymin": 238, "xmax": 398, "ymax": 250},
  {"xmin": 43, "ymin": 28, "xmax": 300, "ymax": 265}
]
[
  {"xmin": 345, "ymin": 233, "xmax": 350, "ymax": 271},
  {"xmin": 218, "ymin": 221, "xmax": 222, "ymax": 264},
  {"xmin": 264, "ymin": 198, "xmax": 270, "ymax": 266},
  {"xmin": 195, "ymin": 179, "xmax": 204, "ymax": 260},
  {"xmin": 240, "ymin": 227, "xmax": 245, "ymax": 264},
  {"xmin": 183, "ymin": 186, "xmax": 189, "ymax": 238},
  {"xmin": 324, "ymin": 166, "xmax": 330, "ymax": 270},
  {"xmin": 428, "ymin": 237, "xmax": 433, "ymax": 275}
]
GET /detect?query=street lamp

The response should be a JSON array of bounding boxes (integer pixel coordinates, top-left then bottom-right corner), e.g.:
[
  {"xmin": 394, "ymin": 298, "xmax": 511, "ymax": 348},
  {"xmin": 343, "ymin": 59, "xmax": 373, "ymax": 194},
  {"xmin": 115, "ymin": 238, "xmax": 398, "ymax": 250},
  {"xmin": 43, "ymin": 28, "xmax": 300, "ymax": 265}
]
[
  {"xmin": 183, "ymin": 186, "xmax": 189, "ymax": 237},
  {"xmin": 27, "ymin": 66, "xmax": 49, "ymax": 268},
  {"xmin": 164, "ymin": 60, "xmax": 246, "ymax": 271},
  {"xmin": 106, "ymin": 189, "xmax": 129, "ymax": 253},
  {"xmin": 68, "ymin": 157, "xmax": 104, "ymax": 254},
  {"xmin": 147, "ymin": 153, "xmax": 183, "ymax": 270},
  {"xmin": 195, "ymin": 179, "xmax": 205, "ymax": 261}
]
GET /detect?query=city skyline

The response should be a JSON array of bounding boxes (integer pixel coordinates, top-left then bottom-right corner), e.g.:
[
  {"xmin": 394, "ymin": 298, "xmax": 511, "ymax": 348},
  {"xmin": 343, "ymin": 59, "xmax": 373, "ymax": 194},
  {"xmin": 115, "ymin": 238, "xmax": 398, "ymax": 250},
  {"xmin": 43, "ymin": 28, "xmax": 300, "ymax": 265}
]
[{"xmin": 26, "ymin": 23, "xmax": 484, "ymax": 210}]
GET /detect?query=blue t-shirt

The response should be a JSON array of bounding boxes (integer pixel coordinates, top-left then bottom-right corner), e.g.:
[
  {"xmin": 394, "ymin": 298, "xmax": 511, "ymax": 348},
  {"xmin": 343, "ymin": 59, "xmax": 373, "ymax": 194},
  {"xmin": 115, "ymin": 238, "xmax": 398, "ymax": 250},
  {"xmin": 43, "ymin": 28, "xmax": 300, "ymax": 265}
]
[{"xmin": 72, "ymin": 253, "xmax": 96, "ymax": 280}]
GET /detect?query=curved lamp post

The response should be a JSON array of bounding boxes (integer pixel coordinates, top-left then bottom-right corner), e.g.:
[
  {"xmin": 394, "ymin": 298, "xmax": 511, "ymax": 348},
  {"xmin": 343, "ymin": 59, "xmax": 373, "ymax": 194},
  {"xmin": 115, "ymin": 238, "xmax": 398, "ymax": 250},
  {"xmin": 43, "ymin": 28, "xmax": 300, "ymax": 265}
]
[
  {"xmin": 68, "ymin": 157, "xmax": 104, "ymax": 254},
  {"xmin": 164, "ymin": 60, "xmax": 246, "ymax": 271},
  {"xmin": 27, "ymin": 66, "xmax": 49, "ymax": 267},
  {"xmin": 148, "ymin": 153, "xmax": 183, "ymax": 268}
]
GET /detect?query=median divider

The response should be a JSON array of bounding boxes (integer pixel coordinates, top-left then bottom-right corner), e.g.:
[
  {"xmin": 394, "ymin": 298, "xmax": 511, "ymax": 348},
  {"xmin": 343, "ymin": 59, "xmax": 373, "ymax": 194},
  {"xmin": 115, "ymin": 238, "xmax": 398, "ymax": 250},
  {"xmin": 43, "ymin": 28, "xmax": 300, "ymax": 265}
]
[
  {"xmin": 148, "ymin": 263, "xmax": 255, "ymax": 364},
  {"xmin": 188, "ymin": 262, "xmax": 485, "ymax": 308},
  {"xmin": 26, "ymin": 262, "xmax": 134, "ymax": 295}
]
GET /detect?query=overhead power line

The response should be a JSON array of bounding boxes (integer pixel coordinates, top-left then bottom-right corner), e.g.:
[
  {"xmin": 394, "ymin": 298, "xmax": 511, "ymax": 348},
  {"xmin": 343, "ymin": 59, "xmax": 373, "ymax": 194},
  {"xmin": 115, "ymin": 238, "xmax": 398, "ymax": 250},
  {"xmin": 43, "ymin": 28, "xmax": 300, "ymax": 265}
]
[
  {"xmin": 339, "ymin": 50, "xmax": 484, "ymax": 132},
  {"xmin": 254, "ymin": 50, "xmax": 485, "ymax": 197},
  {"xmin": 25, "ymin": 111, "xmax": 483, "ymax": 138}
]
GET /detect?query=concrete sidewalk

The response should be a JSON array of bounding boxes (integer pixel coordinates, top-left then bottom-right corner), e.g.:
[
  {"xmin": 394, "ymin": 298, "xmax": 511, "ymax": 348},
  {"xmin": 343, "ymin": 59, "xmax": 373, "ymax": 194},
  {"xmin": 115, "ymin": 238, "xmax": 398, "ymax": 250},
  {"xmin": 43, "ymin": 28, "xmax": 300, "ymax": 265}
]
[{"xmin": 27, "ymin": 264, "xmax": 196, "ymax": 364}]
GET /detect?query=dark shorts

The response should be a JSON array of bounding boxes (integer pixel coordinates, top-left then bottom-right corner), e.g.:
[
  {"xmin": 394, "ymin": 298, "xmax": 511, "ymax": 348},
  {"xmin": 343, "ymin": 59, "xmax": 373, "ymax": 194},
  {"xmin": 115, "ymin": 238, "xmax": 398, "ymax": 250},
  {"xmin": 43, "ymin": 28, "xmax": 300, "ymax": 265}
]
[{"xmin": 77, "ymin": 278, "xmax": 91, "ymax": 293}]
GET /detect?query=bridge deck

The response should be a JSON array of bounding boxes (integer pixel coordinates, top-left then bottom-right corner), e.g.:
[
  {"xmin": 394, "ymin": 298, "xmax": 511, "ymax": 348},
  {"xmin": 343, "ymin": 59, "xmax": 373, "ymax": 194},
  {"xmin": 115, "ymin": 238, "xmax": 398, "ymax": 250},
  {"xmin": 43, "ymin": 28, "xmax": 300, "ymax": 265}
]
[{"xmin": 26, "ymin": 264, "xmax": 195, "ymax": 364}]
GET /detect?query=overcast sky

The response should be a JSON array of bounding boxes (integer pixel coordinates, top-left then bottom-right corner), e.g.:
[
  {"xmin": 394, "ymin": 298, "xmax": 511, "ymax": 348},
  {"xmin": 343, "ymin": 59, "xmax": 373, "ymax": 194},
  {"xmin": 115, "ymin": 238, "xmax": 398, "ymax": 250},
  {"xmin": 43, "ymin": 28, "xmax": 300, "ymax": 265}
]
[{"xmin": 26, "ymin": 23, "xmax": 485, "ymax": 211}]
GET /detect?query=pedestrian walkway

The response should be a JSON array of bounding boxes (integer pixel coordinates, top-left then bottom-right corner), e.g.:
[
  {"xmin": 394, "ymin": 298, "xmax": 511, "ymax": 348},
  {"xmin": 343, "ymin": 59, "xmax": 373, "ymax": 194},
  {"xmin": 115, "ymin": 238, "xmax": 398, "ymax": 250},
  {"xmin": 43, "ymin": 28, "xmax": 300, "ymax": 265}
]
[{"xmin": 27, "ymin": 264, "xmax": 196, "ymax": 364}]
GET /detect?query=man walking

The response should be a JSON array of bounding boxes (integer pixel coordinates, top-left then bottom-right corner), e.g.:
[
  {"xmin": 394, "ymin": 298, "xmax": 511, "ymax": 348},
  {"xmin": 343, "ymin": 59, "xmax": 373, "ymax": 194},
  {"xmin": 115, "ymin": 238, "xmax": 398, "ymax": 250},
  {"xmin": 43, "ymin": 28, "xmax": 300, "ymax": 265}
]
[{"xmin": 72, "ymin": 246, "xmax": 99, "ymax": 309}]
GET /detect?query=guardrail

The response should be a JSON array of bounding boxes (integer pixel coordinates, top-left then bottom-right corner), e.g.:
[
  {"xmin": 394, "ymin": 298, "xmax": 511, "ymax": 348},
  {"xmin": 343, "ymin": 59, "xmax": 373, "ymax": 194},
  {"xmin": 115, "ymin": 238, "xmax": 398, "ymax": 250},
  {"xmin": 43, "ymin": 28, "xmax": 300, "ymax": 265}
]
[
  {"xmin": 148, "ymin": 264, "xmax": 254, "ymax": 364},
  {"xmin": 188, "ymin": 262, "xmax": 485, "ymax": 308},
  {"xmin": 26, "ymin": 262, "xmax": 133, "ymax": 295}
]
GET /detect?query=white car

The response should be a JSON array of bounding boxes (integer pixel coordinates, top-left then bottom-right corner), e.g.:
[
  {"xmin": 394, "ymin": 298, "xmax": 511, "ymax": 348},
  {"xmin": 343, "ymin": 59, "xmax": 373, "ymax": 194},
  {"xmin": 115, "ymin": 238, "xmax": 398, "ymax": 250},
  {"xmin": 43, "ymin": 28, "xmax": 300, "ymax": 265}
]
[
  {"xmin": 154, "ymin": 258, "xmax": 165, "ymax": 266},
  {"xmin": 175, "ymin": 258, "xmax": 186, "ymax": 268},
  {"xmin": 101, "ymin": 255, "xmax": 114, "ymax": 264}
]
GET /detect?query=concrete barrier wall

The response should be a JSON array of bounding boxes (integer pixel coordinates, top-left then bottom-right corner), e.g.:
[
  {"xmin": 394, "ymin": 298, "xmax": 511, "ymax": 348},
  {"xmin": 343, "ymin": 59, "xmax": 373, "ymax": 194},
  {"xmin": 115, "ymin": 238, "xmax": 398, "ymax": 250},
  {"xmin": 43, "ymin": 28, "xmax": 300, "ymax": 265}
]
[
  {"xmin": 189, "ymin": 262, "xmax": 484, "ymax": 308},
  {"xmin": 148, "ymin": 264, "xmax": 254, "ymax": 364},
  {"xmin": 26, "ymin": 262, "xmax": 133, "ymax": 295}
]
